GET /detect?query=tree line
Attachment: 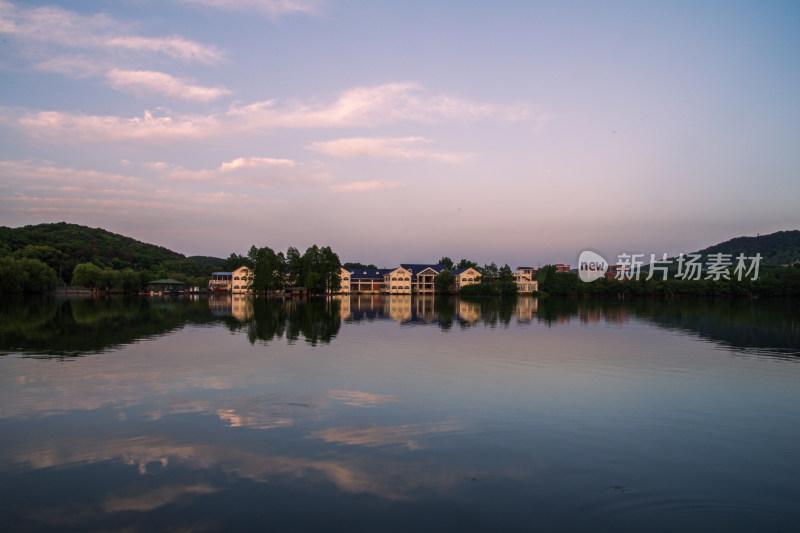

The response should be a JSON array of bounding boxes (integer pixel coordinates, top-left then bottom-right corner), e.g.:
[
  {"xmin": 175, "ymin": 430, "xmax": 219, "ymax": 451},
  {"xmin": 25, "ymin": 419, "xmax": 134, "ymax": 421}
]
[
  {"xmin": 536, "ymin": 264, "xmax": 800, "ymax": 298},
  {"xmin": 230, "ymin": 244, "xmax": 342, "ymax": 294}
]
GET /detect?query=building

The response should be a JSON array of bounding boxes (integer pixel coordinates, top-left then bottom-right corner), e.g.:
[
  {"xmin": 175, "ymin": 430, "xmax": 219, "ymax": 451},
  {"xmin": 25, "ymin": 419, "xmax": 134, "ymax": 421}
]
[
  {"xmin": 554, "ymin": 263, "xmax": 571, "ymax": 273},
  {"xmin": 384, "ymin": 266, "xmax": 413, "ymax": 294},
  {"xmin": 145, "ymin": 279, "xmax": 185, "ymax": 295},
  {"xmin": 231, "ymin": 265, "xmax": 253, "ymax": 293},
  {"xmin": 337, "ymin": 264, "xmax": 481, "ymax": 294},
  {"xmin": 209, "ymin": 271, "xmax": 232, "ymax": 291},
  {"xmin": 339, "ymin": 267, "xmax": 352, "ymax": 293},
  {"xmin": 514, "ymin": 267, "xmax": 539, "ymax": 293},
  {"xmin": 401, "ymin": 264, "xmax": 455, "ymax": 294},
  {"xmin": 451, "ymin": 267, "xmax": 482, "ymax": 291},
  {"xmin": 347, "ymin": 268, "xmax": 391, "ymax": 293}
]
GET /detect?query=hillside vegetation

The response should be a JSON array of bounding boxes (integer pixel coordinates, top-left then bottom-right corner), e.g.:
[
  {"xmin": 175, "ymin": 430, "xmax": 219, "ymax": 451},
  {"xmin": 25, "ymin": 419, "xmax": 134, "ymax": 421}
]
[
  {"xmin": 0, "ymin": 222, "xmax": 222, "ymax": 287},
  {"xmin": 695, "ymin": 230, "xmax": 800, "ymax": 265}
]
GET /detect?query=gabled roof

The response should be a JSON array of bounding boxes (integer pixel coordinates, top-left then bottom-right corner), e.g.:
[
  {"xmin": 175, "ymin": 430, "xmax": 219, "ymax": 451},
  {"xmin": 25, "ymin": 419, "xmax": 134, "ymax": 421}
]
[
  {"xmin": 400, "ymin": 264, "xmax": 447, "ymax": 275},
  {"xmin": 452, "ymin": 267, "xmax": 480, "ymax": 276}
]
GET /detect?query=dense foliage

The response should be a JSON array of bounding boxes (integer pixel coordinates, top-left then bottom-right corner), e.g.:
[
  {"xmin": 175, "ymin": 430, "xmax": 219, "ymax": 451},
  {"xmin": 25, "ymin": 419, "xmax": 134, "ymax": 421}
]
[
  {"xmin": 0, "ymin": 257, "xmax": 59, "ymax": 293},
  {"xmin": 696, "ymin": 230, "xmax": 800, "ymax": 266},
  {"xmin": 460, "ymin": 262, "xmax": 517, "ymax": 296},
  {"xmin": 248, "ymin": 244, "xmax": 341, "ymax": 294},
  {"xmin": 434, "ymin": 269, "xmax": 455, "ymax": 293},
  {"xmin": 343, "ymin": 262, "xmax": 377, "ymax": 270},
  {"xmin": 0, "ymin": 222, "xmax": 222, "ymax": 289}
]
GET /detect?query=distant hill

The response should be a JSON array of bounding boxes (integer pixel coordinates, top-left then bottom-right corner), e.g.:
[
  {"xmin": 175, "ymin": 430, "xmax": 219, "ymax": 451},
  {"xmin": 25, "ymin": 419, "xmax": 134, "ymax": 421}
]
[
  {"xmin": 189, "ymin": 255, "xmax": 226, "ymax": 272},
  {"xmin": 696, "ymin": 230, "xmax": 800, "ymax": 266},
  {"xmin": 0, "ymin": 222, "xmax": 222, "ymax": 282}
]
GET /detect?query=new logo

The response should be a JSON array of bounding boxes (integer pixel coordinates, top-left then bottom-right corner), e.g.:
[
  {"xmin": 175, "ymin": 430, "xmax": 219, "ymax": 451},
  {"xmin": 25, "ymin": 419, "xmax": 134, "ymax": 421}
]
[{"xmin": 578, "ymin": 250, "xmax": 608, "ymax": 282}]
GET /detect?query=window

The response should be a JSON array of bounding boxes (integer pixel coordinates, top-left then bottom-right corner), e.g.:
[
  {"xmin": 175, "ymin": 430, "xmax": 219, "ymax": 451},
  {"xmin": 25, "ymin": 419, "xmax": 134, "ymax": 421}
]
[
  {"xmin": 234, "ymin": 276, "xmax": 239, "ymax": 280},
  {"xmin": 392, "ymin": 277, "xmax": 397, "ymax": 281},
  {"xmin": 234, "ymin": 285, "xmax": 239, "ymax": 289}
]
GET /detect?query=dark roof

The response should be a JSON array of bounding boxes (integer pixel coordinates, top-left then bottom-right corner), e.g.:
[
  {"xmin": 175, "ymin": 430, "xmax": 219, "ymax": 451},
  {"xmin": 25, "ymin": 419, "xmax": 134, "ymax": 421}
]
[
  {"xmin": 516, "ymin": 266, "xmax": 535, "ymax": 270},
  {"xmin": 400, "ymin": 264, "xmax": 446, "ymax": 275},
  {"xmin": 347, "ymin": 269, "xmax": 389, "ymax": 279},
  {"xmin": 452, "ymin": 268, "xmax": 479, "ymax": 275},
  {"xmin": 211, "ymin": 271, "xmax": 232, "ymax": 276}
]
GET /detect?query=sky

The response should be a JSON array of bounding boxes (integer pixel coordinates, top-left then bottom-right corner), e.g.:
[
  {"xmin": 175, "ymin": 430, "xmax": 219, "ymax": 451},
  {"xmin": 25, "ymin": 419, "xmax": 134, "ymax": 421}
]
[{"xmin": 1, "ymin": 0, "xmax": 799, "ymax": 268}]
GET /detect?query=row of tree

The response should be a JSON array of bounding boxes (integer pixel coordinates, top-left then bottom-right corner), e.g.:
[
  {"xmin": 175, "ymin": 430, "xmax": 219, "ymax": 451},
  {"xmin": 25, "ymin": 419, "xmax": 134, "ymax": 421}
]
[{"xmin": 245, "ymin": 244, "xmax": 342, "ymax": 294}]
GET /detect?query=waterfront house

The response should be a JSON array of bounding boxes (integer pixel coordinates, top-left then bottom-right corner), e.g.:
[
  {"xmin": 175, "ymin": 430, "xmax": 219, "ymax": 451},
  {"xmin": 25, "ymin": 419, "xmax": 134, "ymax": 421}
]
[
  {"xmin": 400, "ymin": 264, "xmax": 446, "ymax": 294},
  {"xmin": 209, "ymin": 271, "xmax": 232, "ymax": 291},
  {"xmin": 514, "ymin": 267, "xmax": 539, "ymax": 293},
  {"xmin": 452, "ymin": 267, "xmax": 482, "ymax": 292},
  {"xmin": 384, "ymin": 266, "xmax": 414, "ymax": 294},
  {"xmin": 145, "ymin": 279, "xmax": 185, "ymax": 295},
  {"xmin": 339, "ymin": 264, "xmax": 482, "ymax": 294},
  {"xmin": 231, "ymin": 265, "xmax": 253, "ymax": 293}
]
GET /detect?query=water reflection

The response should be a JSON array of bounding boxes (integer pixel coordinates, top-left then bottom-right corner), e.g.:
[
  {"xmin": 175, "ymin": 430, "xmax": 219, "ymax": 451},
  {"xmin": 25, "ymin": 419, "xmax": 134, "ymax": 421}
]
[
  {"xmin": 1, "ymin": 295, "xmax": 799, "ymax": 532},
  {"xmin": 0, "ymin": 295, "xmax": 216, "ymax": 358},
  {"xmin": 1, "ymin": 294, "xmax": 798, "ymax": 358}
]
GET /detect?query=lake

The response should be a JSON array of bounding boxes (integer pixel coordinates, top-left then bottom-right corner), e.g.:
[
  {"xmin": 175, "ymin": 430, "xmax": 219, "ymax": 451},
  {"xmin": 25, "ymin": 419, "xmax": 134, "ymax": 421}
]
[{"xmin": 1, "ymin": 294, "xmax": 798, "ymax": 532}]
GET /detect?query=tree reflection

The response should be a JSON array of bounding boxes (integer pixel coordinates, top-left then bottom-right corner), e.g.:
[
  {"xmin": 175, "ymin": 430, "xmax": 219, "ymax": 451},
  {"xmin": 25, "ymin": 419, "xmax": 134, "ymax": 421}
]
[
  {"xmin": 0, "ymin": 295, "xmax": 215, "ymax": 358},
  {"xmin": 2, "ymin": 295, "xmax": 798, "ymax": 358}
]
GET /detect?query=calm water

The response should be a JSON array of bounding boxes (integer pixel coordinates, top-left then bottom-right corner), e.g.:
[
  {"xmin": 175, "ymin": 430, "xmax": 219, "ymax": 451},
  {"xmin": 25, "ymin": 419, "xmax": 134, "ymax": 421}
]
[{"xmin": 1, "ymin": 294, "xmax": 798, "ymax": 532}]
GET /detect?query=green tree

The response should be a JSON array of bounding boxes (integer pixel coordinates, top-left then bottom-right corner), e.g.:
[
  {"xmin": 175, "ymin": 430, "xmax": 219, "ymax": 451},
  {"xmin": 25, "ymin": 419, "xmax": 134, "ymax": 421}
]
[
  {"xmin": 438, "ymin": 257, "xmax": 454, "ymax": 270},
  {"xmin": 72, "ymin": 263, "xmax": 104, "ymax": 288},
  {"xmin": 121, "ymin": 268, "xmax": 142, "ymax": 292},
  {"xmin": 250, "ymin": 245, "xmax": 286, "ymax": 292},
  {"xmin": 320, "ymin": 246, "xmax": 342, "ymax": 293},
  {"xmin": 497, "ymin": 264, "xmax": 518, "ymax": 295},
  {"xmin": 286, "ymin": 247, "xmax": 303, "ymax": 287},
  {"xmin": 456, "ymin": 258, "xmax": 480, "ymax": 270},
  {"xmin": 0, "ymin": 257, "xmax": 59, "ymax": 293},
  {"xmin": 11, "ymin": 245, "xmax": 69, "ymax": 280},
  {"xmin": 343, "ymin": 262, "xmax": 377, "ymax": 270},
  {"xmin": 434, "ymin": 269, "xmax": 455, "ymax": 293},
  {"xmin": 482, "ymin": 262, "xmax": 499, "ymax": 281},
  {"xmin": 220, "ymin": 253, "xmax": 250, "ymax": 272}
]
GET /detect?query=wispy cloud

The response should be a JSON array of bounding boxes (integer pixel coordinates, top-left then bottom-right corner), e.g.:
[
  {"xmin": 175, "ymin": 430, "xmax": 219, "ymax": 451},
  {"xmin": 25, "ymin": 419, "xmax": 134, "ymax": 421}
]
[
  {"xmin": 8, "ymin": 82, "xmax": 532, "ymax": 143},
  {"xmin": 15, "ymin": 109, "xmax": 220, "ymax": 143},
  {"xmin": 219, "ymin": 157, "xmax": 296, "ymax": 172},
  {"xmin": 230, "ymin": 82, "xmax": 531, "ymax": 128},
  {"xmin": 309, "ymin": 137, "xmax": 466, "ymax": 162},
  {"xmin": 107, "ymin": 69, "xmax": 231, "ymax": 102},
  {"xmin": 0, "ymin": 159, "xmax": 268, "ymax": 222},
  {"xmin": 329, "ymin": 180, "xmax": 401, "ymax": 193},
  {"xmin": 177, "ymin": 0, "xmax": 322, "ymax": 17},
  {"xmin": 0, "ymin": 1, "xmax": 223, "ymax": 64}
]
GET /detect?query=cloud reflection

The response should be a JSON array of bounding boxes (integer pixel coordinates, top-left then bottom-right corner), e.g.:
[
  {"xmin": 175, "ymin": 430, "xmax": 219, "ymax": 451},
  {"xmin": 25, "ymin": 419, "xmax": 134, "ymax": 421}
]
[
  {"xmin": 5, "ymin": 434, "xmax": 476, "ymax": 503},
  {"xmin": 328, "ymin": 389, "xmax": 400, "ymax": 408},
  {"xmin": 309, "ymin": 420, "xmax": 461, "ymax": 450}
]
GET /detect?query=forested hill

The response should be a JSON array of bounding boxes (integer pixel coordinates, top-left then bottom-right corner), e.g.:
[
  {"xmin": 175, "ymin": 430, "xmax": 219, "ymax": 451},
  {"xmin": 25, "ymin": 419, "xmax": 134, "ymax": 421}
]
[
  {"xmin": 695, "ymin": 230, "xmax": 800, "ymax": 265},
  {"xmin": 0, "ymin": 222, "xmax": 222, "ymax": 282}
]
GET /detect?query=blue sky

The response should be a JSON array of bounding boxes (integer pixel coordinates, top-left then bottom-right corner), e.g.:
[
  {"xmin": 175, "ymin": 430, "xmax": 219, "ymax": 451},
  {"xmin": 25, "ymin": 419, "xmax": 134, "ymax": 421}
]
[{"xmin": 1, "ymin": 0, "xmax": 798, "ymax": 267}]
